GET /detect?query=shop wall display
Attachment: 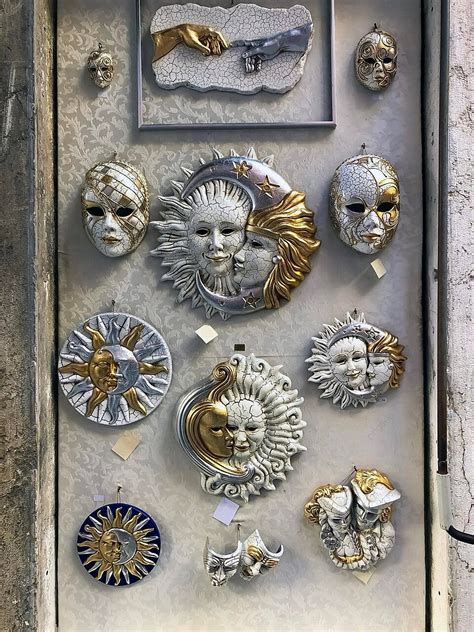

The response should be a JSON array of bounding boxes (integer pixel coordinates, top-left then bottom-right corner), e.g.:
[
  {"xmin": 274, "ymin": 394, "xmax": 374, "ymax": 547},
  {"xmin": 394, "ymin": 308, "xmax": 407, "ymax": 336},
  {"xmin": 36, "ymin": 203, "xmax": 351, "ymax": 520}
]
[{"xmin": 58, "ymin": 0, "xmax": 425, "ymax": 630}]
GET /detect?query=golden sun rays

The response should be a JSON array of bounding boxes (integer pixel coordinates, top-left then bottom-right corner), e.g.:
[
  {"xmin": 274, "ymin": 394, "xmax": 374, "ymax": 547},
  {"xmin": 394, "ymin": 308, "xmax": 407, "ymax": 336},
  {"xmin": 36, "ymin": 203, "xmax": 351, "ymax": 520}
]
[
  {"xmin": 77, "ymin": 504, "xmax": 161, "ymax": 586},
  {"xmin": 59, "ymin": 314, "xmax": 171, "ymax": 425}
]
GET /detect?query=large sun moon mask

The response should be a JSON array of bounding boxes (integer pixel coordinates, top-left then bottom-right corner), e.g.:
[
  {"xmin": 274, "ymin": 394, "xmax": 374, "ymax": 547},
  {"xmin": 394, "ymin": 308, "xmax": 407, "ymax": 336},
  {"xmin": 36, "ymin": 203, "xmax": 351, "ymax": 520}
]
[
  {"xmin": 77, "ymin": 503, "xmax": 161, "ymax": 586},
  {"xmin": 59, "ymin": 312, "xmax": 172, "ymax": 425}
]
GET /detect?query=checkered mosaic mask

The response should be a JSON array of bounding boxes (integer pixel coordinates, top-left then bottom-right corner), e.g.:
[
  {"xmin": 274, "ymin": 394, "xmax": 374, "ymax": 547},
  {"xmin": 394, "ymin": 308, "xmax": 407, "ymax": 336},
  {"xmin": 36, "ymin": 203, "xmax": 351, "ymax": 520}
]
[{"xmin": 81, "ymin": 160, "xmax": 149, "ymax": 257}]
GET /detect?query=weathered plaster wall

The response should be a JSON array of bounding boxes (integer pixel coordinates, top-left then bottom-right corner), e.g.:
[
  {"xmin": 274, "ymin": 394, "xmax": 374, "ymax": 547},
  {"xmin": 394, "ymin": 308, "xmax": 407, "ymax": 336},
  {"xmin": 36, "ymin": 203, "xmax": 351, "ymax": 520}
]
[
  {"xmin": 447, "ymin": 1, "xmax": 474, "ymax": 630},
  {"xmin": 0, "ymin": 1, "xmax": 56, "ymax": 631}
]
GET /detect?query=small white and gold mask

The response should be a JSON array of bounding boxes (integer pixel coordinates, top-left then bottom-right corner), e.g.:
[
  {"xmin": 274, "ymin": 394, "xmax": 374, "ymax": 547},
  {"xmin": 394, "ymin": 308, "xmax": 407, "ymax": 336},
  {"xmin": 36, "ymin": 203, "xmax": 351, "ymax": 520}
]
[
  {"xmin": 355, "ymin": 26, "xmax": 397, "ymax": 91},
  {"xmin": 240, "ymin": 530, "xmax": 284, "ymax": 581},
  {"xmin": 81, "ymin": 159, "xmax": 149, "ymax": 257},
  {"xmin": 87, "ymin": 42, "xmax": 114, "ymax": 89}
]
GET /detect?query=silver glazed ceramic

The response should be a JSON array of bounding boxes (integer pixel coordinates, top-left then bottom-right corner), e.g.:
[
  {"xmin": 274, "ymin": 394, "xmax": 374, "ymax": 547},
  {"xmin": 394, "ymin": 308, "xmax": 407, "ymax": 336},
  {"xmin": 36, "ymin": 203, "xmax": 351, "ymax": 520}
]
[
  {"xmin": 87, "ymin": 42, "xmax": 114, "ymax": 89},
  {"xmin": 306, "ymin": 311, "xmax": 406, "ymax": 408},
  {"xmin": 240, "ymin": 530, "xmax": 284, "ymax": 581},
  {"xmin": 176, "ymin": 353, "xmax": 306, "ymax": 502},
  {"xmin": 151, "ymin": 3, "xmax": 313, "ymax": 94},
  {"xmin": 152, "ymin": 147, "xmax": 319, "ymax": 320},
  {"xmin": 59, "ymin": 312, "xmax": 171, "ymax": 425},
  {"xmin": 203, "ymin": 538, "xmax": 242, "ymax": 587}
]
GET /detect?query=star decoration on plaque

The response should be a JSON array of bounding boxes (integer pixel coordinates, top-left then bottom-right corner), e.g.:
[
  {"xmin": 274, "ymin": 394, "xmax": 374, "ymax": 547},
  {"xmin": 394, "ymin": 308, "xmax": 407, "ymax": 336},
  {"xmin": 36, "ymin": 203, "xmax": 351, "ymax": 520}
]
[
  {"xmin": 243, "ymin": 292, "xmax": 261, "ymax": 309},
  {"xmin": 257, "ymin": 175, "xmax": 280, "ymax": 197},
  {"xmin": 232, "ymin": 160, "xmax": 252, "ymax": 179}
]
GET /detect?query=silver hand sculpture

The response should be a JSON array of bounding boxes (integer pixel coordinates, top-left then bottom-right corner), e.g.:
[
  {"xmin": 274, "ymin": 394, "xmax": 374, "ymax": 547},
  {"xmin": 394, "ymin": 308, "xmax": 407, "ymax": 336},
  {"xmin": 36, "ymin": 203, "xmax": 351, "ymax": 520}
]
[{"xmin": 233, "ymin": 23, "xmax": 313, "ymax": 73}]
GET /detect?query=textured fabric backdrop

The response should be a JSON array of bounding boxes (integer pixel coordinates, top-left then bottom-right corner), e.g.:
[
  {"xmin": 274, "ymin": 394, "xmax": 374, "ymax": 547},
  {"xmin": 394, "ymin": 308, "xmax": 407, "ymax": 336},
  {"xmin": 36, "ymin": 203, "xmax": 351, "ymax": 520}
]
[{"xmin": 58, "ymin": 1, "xmax": 425, "ymax": 630}]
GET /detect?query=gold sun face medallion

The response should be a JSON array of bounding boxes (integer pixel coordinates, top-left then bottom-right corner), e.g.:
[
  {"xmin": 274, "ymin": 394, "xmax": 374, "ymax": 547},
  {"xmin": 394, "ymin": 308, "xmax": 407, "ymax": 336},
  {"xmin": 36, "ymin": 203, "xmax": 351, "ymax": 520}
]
[
  {"xmin": 77, "ymin": 503, "xmax": 161, "ymax": 586},
  {"xmin": 59, "ymin": 312, "xmax": 172, "ymax": 425}
]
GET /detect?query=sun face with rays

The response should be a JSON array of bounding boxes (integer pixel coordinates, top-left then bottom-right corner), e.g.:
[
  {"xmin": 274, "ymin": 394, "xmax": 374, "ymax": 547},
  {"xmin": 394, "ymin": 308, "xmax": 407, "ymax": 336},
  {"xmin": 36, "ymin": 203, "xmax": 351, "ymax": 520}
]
[
  {"xmin": 59, "ymin": 312, "xmax": 172, "ymax": 425},
  {"xmin": 77, "ymin": 503, "xmax": 161, "ymax": 586}
]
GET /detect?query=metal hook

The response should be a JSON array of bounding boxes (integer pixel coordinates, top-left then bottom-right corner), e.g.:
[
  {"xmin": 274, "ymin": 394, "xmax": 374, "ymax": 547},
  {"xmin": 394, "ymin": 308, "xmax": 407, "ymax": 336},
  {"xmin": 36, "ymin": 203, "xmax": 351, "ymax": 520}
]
[
  {"xmin": 116, "ymin": 484, "xmax": 122, "ymax": 503},
  {"xmin": 236, "ymin": 523, "xmax": 241, "ymax": 544},
  {"xmin": 112, "ymin": 299, "xmax": 116, "ymax": 313},
  {"xmin": 373, "ymin": 23, "xmax": 378, "ymax": 32},
  {"xmin": 361, "ymin": 143, "xmax": 367, "ymax": 155}
]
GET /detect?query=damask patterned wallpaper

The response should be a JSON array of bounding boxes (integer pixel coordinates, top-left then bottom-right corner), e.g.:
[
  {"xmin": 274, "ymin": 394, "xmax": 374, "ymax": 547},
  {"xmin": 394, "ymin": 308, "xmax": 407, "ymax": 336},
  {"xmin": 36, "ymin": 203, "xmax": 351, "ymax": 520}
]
[{"xmin": 58, "ymin": 1, "xmax": 425, "ymax": 630}]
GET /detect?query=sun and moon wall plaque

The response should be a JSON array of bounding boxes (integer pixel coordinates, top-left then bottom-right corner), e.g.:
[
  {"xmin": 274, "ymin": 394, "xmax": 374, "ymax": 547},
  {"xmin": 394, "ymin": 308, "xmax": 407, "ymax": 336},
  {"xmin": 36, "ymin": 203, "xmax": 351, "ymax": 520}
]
[
  {"xmin": 152, "ymin": 147, "xmax": 320, "ymax": 320},
  {"xmin": 77, "ymin": 502, "xmax": 161, "ymax": 586},
  {"xmin": 59, "ymin": 312, "xmax": 171, "ymax": 425}
]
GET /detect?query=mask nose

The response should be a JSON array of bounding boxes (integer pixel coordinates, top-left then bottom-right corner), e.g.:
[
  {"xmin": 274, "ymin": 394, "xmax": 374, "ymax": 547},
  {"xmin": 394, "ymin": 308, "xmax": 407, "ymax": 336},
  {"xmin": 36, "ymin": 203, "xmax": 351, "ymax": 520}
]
[
  {"xmin": 364, "ymin": 210, "xmax": 383, "ymax": 231},
  {"xmin": 234, "ymin": 249, "xmax": 245, "ymax": 264},
  {"xmin": 235, "ymin": 430, "xmax": 248, "ymax": 446},
  {"xmin": 374, "ymin": 60, "xmax": 385, "ymax": 77},
  {"xmin": 209, "ymin": 228, "xmax": 224, "ymax": 252},
  {"xmin": 103, "ymin": 211, "xmax": 117, "ymax": 232},
  {"xmin": 214, "ymin": 565, "xmax": 227, "ymax": 586},
  {"xmin": 249, "ymin": 561, "xmax": 262, "ymax": 576}
]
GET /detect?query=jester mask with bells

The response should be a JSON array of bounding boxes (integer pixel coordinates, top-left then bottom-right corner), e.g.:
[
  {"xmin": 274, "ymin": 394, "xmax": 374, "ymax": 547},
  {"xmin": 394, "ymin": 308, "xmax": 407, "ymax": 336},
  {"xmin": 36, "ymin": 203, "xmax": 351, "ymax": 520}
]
[
  {"xmin": 306, "ymin": 311, "xmax": 406, "ymax": 409},
  {"xmin": 82, "ymin": 159, "xmax": 149, "ymax": 257},
  {"xmin": 330, "ymin": 153, "xmax": 400, "ymax": 254},
  {"xmin": 176, "ymin": 354, "xmax": 306, "ymax": 502},
  {"xmin": 87, "ymin": 42, "xmax": 114, "ymax": 89},
  {"xmin": 355, "ymin": 25, "xmax": 398, "ymax": 91},
  {"xmin": 151, "ymin": 148, "xmax": 319, "ymax": 320},
  {"xmin": 304, "ymin": 469, "xmax": 401, "ymax": 571},
  {"xmin": 58, "ymin": 312, "xmax": 171, "ymax": 425}
]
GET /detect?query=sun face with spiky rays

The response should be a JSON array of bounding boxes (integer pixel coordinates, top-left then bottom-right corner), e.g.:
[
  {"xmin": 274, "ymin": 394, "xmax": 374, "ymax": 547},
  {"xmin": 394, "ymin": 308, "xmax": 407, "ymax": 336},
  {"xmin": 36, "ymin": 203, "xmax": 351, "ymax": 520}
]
[
  {"xmin": 77, "ymin": 503, "xmax": 161, "ymax": 586},
  {"xmin": 59, "ymin": 312, "xmax": 172, "ymax": 425}
]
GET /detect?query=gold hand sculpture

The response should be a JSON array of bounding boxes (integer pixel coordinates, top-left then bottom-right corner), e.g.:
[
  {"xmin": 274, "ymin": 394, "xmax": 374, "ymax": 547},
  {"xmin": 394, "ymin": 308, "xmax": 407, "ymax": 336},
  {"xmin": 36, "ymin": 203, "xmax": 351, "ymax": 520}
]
[{"xmin": 152, "ymin": 24, "xmax": 229, "ymax": 63}]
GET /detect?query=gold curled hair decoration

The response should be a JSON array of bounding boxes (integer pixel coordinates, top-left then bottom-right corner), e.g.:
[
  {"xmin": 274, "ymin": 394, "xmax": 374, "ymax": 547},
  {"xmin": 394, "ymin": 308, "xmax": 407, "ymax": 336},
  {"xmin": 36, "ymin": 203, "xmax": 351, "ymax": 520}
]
[
  {"xmin": 368, "ymin": 331, "xmax": 406, "ymax": 388},
  {"xmin": 186, "ymin": 362, "xmax": 242, "ymax": 476},
  {"xmin": 246, "ymin": 191, "xmax": 320, "ymax": 310},
  {"xmin": 304, "ymin": 484, "xmax": 344, "ymax": 525},
  {"xmin": 352, "ymin": 469, "xmax": 394, "ymax": 494}
]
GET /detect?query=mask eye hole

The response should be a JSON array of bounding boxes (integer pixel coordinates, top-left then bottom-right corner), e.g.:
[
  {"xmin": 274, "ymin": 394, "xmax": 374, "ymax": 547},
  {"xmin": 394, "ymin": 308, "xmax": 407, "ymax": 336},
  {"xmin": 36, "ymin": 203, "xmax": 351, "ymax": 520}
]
[
  {"xmin": 116, "ymin": 206, "xmax": 133, "ymax": 218},
  {"xmin": 364, "ymin": 57, "xmax": 376, "ymax": 64},
  {"xmin": 346, "ymin": 203, "xmax": 365, "ymax": 214},
  {"xmin": 195, "ymin": 227, "xmax": 210, "ymax": 237},
  {"xmin": 250, "ymin": 239, "xmax": 264, "ymax": 248},
  {"xmin": 221, "ymin": 227, "xmax": 235, "ymax": 236},
  {"xmin": 87, "ymin": 206, "xmax": 105, "ymax": 217},
  {"xmin": 383, "ymin": 57, "xmax": 393, "ymax": 64},
  {"xmin": 377, "ymin": 202, "xmax": 395, "ymax": 213},
  {"xmin": 210, "ymin": 427, "xmax": 223, "ymax": 435}
]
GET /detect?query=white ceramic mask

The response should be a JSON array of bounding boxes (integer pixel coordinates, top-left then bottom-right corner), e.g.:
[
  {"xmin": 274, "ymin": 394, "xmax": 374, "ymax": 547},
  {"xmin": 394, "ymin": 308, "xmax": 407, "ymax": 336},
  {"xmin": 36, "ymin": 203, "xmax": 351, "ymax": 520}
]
[
  {"xmin": 330, "ymin": 153, "xmax": 400, "ymax": 254},
  {"xmin": 355, "ymin": 26, "xmax": 397, "ymax": 91},
  {"xmin": 203, "ymin": 539, "xmax": 242, "ymax": 587},
  {"xmin": 240, "ymin": 530, "xmax": 284, "ymax": 581},
  {"xmin": 87, "ymin": 42, "xmax": 114, "ymax": 88},
  {"xmin": 81, "ymin": 159, "xmax": 149, "ymax": 257}
]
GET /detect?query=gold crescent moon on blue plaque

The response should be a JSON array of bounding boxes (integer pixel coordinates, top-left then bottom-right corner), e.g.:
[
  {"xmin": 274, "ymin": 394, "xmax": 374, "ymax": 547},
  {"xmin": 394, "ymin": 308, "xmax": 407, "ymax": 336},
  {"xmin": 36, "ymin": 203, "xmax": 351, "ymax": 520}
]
[{"xmin": 77, "ymin": 503, "xmax": 161, "ymax": 586}]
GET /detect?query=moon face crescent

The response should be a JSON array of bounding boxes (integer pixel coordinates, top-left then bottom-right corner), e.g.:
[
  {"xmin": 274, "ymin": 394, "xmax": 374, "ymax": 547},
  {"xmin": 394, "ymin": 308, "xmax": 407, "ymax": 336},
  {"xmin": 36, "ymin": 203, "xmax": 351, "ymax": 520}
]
[
  {"xmin": 180, "ymin": 155, "xmax": 292, "ymax": 210},
  {"xmin": 195, "ymin": 272, "xmax": 266, "ymax": 316}
]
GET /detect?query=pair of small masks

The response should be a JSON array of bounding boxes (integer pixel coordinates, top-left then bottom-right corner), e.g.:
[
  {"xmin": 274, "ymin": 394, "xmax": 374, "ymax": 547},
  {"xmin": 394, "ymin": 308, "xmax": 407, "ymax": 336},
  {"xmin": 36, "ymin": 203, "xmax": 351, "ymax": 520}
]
[
  {"xmin": 306, "ymin": 311, "xmax": 406, "ymax": 409},
  {"xmin": 176, "ymin": 353, "xmax": 306, "ymax": 502},
  {"xmin": 59, "ymin": 312, "xmax": 172, "ymax": 425},
  {"xmin": 87, "ymin": 42, "xmax": 114, "ymax": 88},
  {"xmin": 81, "ymin": 159, "xmax": 149, "ymax": 257},
  {"xmin": 204, "ymin": 530, "xmax": 283, "ymax": 586},
  {"xmin": 77, "ymin": 502, "xmax": 161, "ymax": 586},
  {"xmin": 305, "ymin": 469, "xmax": 400, "ymax": 571},
  {"xmin": 152, "ymin": 147, "xmax": 319, "ymax": 319},
  {"xmin": 355, "ymin": 25, "xmax": 397, "ymax": 91},
  {"xmin": 330, "ymin": 153, "xmax": 400, "ymax": 254}
]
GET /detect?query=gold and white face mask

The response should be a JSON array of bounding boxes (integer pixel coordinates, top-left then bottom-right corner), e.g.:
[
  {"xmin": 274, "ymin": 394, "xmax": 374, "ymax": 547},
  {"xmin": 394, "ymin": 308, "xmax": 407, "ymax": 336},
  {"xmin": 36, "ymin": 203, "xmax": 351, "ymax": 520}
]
[
  {"xmin": 240, "ymin": 531, "xmax": 284, "ymax": 581},
  {"xmin": 81, "ymin": 159, "xmax": 149, "ymax": 258},
  {"xmin": 330, "ymin": 153, "xmax": 400, "ymax": 254},
  {"xmin": 87, "ymin": 42, "xmax": 114, "ymax": 89},
  {"xmin": 355, "ymin": 26, "xmax": 397, "ymax": 91}
]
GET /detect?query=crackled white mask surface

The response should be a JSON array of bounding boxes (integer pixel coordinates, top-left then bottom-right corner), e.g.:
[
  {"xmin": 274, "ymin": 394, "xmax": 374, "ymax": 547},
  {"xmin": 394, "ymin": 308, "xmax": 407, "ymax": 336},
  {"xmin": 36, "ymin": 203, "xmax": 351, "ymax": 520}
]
[
  {"xmin": 176, "ymin": 354, "xmax": 306, "ymax": 502},
  {"xmin": 203, "ymin": 539, "xmax": 242, "ymax": 587},
  {"xmin": 152, "ymin": 147, "xmax": 319, "ymax": 319},
  {"xmin": 355, "ymin": 26, "xmax": 397, "ymax": 91},
  {"xmin": 82, "ymin": 159, "xmax": 149, "ymax": 257},
  {"xmin": 306, "ymin": 311, "xmax": 406, "ymax": 408},
  {"xmin": 330, "ymin": 153, "xmax": 400, "ymax": 254},
  {"xmin": 240, "ymin": 530, "xmax": 284, "ymax": 581},
  {"xmin": 305, "ymin": 469, "xmax": 401, "ymax": 571}
]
